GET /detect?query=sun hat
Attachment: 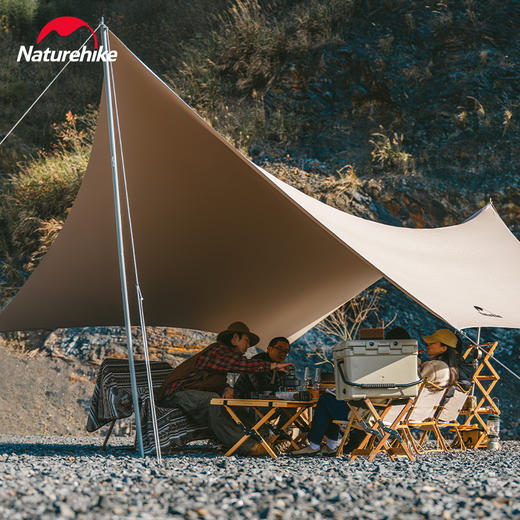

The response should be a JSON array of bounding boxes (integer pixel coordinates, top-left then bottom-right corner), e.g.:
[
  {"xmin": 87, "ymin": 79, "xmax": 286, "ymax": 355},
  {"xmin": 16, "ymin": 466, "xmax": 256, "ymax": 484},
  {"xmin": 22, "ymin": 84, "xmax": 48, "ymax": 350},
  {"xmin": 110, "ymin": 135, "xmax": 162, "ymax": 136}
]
[
  {"xmin": 422, "ymin": 328, "xmax": 458, "ymax": 349},
  {"xmin": 217, "ymin": 321, "xmax": 260, "ymax": 347}
]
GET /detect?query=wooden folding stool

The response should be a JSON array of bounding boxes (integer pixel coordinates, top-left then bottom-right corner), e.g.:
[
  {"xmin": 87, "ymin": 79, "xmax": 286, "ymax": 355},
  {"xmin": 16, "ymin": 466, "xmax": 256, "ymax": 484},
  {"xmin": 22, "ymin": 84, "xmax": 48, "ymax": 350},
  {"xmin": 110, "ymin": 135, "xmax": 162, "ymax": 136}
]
[{"xmin": 458, "ymin": 342, "xmax": 500, "ymax": 449}]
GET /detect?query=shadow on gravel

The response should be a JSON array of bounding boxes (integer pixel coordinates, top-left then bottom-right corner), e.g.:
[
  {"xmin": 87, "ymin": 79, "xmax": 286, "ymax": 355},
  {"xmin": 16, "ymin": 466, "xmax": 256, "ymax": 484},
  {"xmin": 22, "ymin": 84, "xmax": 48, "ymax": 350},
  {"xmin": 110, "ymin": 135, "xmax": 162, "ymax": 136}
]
[
  {"xmin": 0, "ymin": 442, "xmax": 136, "ymax": 457},
  {"xmin": 0, "ymin": 440, "xmax": 231, "ymax": 459}
]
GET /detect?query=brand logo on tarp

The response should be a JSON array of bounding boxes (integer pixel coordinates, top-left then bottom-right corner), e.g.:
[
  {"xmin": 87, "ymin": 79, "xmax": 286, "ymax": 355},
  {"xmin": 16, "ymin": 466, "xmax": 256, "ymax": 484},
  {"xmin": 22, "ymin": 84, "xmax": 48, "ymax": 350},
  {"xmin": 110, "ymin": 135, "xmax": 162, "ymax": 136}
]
[
  {"xmin": 17, "ymin": 17, "xmax": 117, "ymax": 63},
  {"xmin": 474, "ymin": 306, "xmax": 503, "ymax": 319}
]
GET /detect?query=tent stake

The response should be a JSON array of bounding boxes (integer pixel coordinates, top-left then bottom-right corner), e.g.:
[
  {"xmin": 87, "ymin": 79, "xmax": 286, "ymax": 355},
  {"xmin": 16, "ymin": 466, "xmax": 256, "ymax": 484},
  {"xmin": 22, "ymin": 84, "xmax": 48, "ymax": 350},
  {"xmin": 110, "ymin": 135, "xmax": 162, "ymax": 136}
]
[{"xmin": 101, "ymin": 19, "xmax": 144, "ymax": 457}]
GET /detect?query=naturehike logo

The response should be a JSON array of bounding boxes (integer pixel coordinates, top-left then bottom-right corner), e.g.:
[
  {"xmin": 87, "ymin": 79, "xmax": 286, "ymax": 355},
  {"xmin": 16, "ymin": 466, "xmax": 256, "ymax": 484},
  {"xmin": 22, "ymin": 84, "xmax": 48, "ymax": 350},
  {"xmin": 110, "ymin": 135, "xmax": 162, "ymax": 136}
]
[
  {"xmin": 37, "ymin": 17, "xmax": 99, "ymax": 48},
  {"xmin": 474, "ymin": 305, "xmax": 503, "ymax": 319},
  {"xmin": 17, "ymin": 16, "xmax": 117, "ymax": 63}
]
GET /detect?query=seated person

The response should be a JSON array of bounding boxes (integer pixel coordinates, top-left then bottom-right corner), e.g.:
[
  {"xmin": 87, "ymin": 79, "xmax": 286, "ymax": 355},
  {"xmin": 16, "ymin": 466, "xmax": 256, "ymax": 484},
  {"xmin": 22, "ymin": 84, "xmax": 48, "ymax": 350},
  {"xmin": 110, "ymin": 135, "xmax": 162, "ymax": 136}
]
[
  {"xmin": 420, "ymin": 328, "xmax": 459, "ymax": 388},
  {"xmin": 157, "ymin": 321, "xmax": 294, "ymax": 456},
  {"xmin": 233, "ymin": 337, "xmax": 291, "ymax": 398},
  {"xmin": 455, "ymin": 337, "xmax": 475, "ymax": 390},
  {"xmin": 291, "ymin": 326, "xmax": 411, "ymax": 457}
]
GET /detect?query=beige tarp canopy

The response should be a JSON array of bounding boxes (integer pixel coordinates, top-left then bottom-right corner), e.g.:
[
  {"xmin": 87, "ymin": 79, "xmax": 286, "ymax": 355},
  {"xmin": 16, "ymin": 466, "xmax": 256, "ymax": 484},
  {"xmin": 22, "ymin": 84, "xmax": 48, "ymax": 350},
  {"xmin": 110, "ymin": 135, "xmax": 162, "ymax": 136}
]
[{"xmin": 1, "ymin": 32, "xmax": 519, "ymax": 345}]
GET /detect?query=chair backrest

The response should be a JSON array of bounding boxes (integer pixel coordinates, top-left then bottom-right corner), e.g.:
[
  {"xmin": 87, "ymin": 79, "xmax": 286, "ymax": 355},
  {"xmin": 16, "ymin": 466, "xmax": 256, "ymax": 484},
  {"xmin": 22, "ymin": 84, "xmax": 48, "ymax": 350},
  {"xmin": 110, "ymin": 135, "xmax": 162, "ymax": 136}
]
[
  {"xmin": 381, "ymin": 403, "xmax": 406, "ymax": 426},
  {"xmin": 437, "ymin": 386, "xmax": 469, "ymax": 424},
  {"xmin": 407, "ymin": 382, "xmax": 446, "ymax": 424}
]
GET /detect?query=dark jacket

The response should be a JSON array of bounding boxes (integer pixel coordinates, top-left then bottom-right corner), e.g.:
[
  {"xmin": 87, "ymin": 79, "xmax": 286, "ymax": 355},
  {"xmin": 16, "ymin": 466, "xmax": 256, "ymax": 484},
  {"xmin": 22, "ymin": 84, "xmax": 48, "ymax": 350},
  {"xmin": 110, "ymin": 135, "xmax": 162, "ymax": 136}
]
[{"xmin": 234, "ymin": 351, "xmax": 283, "ymax": 398}]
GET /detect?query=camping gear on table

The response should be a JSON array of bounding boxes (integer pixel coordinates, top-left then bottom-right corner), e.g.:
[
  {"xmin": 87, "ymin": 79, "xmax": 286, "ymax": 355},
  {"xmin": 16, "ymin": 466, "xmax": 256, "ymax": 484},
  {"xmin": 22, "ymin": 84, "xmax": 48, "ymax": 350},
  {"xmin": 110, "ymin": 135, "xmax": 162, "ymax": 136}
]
[
  {"xmin": 333, "ymin": 339, "xmax": 422, "ymax": 400},
  {"xmin": 253, "ymin": 373, "xmax": 311, "ymax": 401},
  {"xmin": 302, "ymin": 366, "xmax": 335, "ymax": 398},
  {"xmin": 277, "ymin": 373, "xmax": 302, "ymax": 392},
  {"xmin": 254, "ymin": 390, "xmax": 311, "ymax": 401},
  {"xmin": 317, "ymin": 371, "xmax": 335, "ymax": 392}
]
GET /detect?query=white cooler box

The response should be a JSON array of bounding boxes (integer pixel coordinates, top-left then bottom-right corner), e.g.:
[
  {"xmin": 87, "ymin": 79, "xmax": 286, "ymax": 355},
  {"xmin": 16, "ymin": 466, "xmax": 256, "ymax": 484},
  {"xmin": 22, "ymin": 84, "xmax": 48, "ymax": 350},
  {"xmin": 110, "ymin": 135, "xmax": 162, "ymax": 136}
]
[{"xmin": 333, "ymin": 339, "xmax": 422, "ymax": 400}]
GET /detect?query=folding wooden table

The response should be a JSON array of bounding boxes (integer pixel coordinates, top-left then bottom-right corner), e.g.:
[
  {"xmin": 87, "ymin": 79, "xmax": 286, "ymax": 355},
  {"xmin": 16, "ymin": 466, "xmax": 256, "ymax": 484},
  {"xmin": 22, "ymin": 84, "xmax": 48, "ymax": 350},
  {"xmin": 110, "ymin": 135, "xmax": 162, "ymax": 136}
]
[{"xmin": 210, "ymin": 397, "xmax": 317, "ymax": 457}]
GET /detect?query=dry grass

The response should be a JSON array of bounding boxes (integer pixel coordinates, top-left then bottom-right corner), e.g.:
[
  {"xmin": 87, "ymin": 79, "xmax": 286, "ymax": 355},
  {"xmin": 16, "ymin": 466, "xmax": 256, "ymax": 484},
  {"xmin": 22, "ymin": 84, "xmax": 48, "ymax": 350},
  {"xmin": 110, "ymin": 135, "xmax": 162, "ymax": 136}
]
[
  {"xmin": 0, "ymin": 110, "xmax": 95, "ymax": 303},
  {"xmin": 171, "ymin": 0, "xmax": 355, "ymax": 151},
  {"xmin": 370, "ymin": 131, "xmax": 415, "ymax": 176}
]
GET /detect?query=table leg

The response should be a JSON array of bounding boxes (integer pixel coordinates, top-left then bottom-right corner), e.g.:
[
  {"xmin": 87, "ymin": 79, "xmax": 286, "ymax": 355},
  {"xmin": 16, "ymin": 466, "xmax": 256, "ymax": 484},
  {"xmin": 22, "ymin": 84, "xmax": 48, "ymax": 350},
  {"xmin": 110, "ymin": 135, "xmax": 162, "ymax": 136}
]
[
  {"xmin": 271, "ymin": 407, "xmax": 309, "ymax": 450},
  {"xmin": 224, "ymin": 406, "xmax": 278, "ymax": 458}
]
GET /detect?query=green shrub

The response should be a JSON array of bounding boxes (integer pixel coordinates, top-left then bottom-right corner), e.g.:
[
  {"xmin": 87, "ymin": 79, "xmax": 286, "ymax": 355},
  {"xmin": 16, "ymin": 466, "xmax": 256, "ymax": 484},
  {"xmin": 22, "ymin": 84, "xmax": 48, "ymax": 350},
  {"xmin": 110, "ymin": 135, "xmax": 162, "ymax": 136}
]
[
  {"xmin": 370, "ymin": 132, "xmax": 415, "ymax": 176},
  {"xmin": 0, "ymin": 110, "xmax": 95, "ymax": 298}
]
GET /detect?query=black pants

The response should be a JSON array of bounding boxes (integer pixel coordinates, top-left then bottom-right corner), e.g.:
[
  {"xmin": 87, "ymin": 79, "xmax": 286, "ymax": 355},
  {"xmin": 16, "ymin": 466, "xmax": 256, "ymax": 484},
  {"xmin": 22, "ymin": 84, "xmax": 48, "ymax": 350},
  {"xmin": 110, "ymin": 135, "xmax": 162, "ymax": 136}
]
[{"xmin": 308, "ymin": 392, "xmax": 364, "ymax": 451}]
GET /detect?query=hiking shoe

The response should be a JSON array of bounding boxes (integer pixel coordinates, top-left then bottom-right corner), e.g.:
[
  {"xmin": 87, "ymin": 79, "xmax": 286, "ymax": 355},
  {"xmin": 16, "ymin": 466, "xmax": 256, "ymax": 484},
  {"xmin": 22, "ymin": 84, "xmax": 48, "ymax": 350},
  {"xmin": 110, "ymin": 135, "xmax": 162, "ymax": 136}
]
[
  {"xmin": 290, "ymin": 445, "xmax": 320, "ymax": 457},
  {"xmin": 320, "ymin": 445, "xmax": 338, "ymax": 457}
]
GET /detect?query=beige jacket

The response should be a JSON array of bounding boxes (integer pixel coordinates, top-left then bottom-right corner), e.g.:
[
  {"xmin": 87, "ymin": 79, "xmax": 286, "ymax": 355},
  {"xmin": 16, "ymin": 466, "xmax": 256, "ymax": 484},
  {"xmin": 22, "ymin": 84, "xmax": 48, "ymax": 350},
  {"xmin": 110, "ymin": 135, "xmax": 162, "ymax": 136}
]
[{"xmin": 419, "ymin": 359, "xmax": 451, "ymax": 388}]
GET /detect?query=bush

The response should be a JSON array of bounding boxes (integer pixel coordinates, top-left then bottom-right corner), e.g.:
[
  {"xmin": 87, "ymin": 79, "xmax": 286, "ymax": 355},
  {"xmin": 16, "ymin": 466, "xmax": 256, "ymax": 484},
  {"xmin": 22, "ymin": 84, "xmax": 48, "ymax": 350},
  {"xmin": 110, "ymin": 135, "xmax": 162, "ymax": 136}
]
[
  {"xmin": 370, "ymin": 131, "xmax": 415, "ymax": 176},
  {"xmin": 0, "ymin": 110, "xmax": 95, "ymax": 300},
  {"xmin": 172, "ymin": 0, "xmax": 355, "ymax": 150}
]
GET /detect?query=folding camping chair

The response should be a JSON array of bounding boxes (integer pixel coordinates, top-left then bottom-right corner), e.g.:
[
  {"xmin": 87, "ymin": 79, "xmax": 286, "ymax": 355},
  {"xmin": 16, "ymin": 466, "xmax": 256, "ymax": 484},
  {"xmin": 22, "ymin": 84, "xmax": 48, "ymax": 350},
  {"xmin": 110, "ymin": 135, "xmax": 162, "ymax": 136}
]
[
  {"xmin": 335, "ymin": 380, "xmax": 446, "ymax": 460},
  {"xmin": 87, "ymin": 358, "xmax": 173, "ymax": 449},
  {"xmin": 377, "ymin": 380, "xmax": 448, "ymax": 458},
  {"xmin": 432, "ymin": 384, "xmax": 472, "ymax": 452},
  {"xmin": 397, "ymin": 381, "xmax": 450, "ymax": 455},
  {"xmin": 334, "ymin": 395, "xmax": 416, "ymax": 461}
]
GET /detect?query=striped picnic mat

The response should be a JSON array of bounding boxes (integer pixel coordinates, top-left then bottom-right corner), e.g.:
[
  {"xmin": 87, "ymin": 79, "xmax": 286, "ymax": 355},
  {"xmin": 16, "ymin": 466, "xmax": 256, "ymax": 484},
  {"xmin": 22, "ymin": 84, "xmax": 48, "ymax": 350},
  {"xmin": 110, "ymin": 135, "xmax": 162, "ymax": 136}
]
[
  {"xmin": 141, "ymin": 402, "xmax": 211, "ymax": 456},
  {"xmin": 87, "ymin": 358, "xmax": 210, "ymax": 455},
  {"xmin": 86, "ymin": 358, "xmax": 172, "ymax": 432}
]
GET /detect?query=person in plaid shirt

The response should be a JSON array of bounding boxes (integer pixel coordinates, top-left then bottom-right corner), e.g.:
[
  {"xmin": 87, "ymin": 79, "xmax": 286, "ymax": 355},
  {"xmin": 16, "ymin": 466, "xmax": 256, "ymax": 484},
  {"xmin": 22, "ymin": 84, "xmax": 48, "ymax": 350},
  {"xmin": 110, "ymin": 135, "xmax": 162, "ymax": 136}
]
[{"xmin": 158, "ymin": 321, "xmax": 293, "ymax": 456}]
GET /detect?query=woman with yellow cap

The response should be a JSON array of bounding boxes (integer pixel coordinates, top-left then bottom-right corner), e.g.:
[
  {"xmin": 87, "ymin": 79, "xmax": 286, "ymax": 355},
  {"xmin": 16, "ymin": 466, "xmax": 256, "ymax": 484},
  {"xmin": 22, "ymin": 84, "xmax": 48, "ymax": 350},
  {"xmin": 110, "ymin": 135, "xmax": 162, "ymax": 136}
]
[{"xmin": 420, "ymin": 328, "xmax": 460, "ymax": 388}]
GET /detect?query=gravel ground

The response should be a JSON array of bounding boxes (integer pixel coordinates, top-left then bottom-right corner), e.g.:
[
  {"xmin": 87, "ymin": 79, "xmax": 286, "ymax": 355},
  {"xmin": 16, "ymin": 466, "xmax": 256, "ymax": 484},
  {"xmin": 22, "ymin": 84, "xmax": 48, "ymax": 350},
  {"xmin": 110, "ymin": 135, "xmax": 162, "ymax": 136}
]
[{"xmin": 1, "ymin": 436, "xmax": 519, "ymax": 519}]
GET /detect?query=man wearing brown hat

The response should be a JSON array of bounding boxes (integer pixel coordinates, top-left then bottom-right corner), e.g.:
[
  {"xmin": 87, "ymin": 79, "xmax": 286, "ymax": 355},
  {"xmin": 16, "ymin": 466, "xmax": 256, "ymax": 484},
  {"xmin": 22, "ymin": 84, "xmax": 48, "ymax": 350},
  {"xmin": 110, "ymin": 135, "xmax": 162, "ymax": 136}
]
[{"xmin": 157, "ymin": 321, "xmax": 294, "ymax": 455}]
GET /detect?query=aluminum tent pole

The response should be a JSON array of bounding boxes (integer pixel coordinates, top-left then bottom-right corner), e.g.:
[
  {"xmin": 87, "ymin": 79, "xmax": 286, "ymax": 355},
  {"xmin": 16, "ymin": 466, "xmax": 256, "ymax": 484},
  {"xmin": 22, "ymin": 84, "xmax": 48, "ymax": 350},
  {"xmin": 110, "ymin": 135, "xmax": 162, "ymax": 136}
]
[
  {"xmin": 101, "ymin": 19, "xmax": 144, "ymax": 457},
  {"xmin": 105, "ymin": 33, "xmax": 162, "ymax": 463}
]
